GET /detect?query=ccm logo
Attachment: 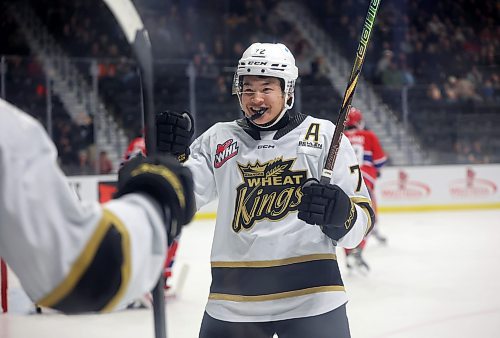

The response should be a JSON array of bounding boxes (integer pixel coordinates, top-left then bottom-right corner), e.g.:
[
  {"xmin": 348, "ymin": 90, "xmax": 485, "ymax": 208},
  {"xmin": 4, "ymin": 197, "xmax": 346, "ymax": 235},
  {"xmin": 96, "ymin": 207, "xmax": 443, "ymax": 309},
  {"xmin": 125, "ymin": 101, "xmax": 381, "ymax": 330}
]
[
  {"xmin": 248, "ymin": 61, "xmax": 268, "ymax": 65},
  {"xmin": 258, "ymin": 144, "xmax": 275, "ymax": 149}
]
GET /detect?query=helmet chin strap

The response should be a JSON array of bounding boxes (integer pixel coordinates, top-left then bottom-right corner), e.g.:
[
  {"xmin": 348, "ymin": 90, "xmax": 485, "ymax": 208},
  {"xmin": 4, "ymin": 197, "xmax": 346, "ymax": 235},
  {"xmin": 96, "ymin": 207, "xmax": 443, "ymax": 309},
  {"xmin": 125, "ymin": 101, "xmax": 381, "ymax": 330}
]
[{"xmin": 238, "ymin": 94, "xmax": 294, "ymax": 129}]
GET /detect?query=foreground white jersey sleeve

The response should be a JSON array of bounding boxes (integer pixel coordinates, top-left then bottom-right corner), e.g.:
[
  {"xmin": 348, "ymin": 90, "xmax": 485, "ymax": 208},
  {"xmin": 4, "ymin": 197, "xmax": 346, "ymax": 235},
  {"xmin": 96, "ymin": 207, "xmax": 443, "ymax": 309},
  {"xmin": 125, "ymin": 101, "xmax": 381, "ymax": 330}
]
[{"xmin": 0, "ymin": 99, "xmax": 167, "ymax": 312}]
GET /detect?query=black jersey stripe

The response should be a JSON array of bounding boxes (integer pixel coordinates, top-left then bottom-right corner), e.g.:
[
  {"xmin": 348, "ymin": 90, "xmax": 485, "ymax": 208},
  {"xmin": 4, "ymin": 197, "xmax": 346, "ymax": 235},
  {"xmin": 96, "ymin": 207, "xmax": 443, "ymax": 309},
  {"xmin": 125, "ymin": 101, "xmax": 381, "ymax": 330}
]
[
  {"xmin": 209, "ymin": 256, "xmax": 343, "ymax": 299},
  {"xmin": 37, "ymin": 209, "xmax": 131, "ymax": 313}
]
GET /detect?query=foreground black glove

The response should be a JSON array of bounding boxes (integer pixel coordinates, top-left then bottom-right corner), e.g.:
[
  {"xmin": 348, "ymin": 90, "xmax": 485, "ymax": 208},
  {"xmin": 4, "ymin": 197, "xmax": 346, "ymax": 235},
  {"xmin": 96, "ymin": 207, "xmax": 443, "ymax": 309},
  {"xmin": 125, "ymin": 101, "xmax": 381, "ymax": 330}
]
[
  {"xmin": 114, "ymin": 154, "xmax": 196, "ymax": 242},
  {"xmin": 298, "ymin": 178, "xmax": 357, "ymax": 241},
  {"xmin": 156, "ymin": 111, "xmax": 194, "ymax": 163}
]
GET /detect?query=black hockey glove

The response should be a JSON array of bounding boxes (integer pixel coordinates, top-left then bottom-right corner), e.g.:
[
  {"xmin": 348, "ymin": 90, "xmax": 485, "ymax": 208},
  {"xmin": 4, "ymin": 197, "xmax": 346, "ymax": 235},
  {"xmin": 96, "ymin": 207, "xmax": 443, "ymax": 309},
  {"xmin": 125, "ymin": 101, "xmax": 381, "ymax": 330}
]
[
  {"xmin": 298, "ymin": 178, "xmax": 357, "ymax": 241},
  {"xmin": 114, "ymin": 154, "xmax": 196, "ymax": 242},
  {"xmin": 156, "ymin": 110, "xmax": 194, "ymax": 163}
]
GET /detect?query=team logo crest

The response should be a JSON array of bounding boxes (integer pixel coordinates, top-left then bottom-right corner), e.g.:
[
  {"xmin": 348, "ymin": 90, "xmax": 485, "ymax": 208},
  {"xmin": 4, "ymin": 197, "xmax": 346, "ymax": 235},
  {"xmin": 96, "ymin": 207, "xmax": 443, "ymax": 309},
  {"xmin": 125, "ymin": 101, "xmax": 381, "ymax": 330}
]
[
  {"xmin": 232, "ymin": 157, "xmax": 307, "ymax": 232},
  {"xmin": 214, "ymin": 139, "xmax": 239, "ymax": 168}
]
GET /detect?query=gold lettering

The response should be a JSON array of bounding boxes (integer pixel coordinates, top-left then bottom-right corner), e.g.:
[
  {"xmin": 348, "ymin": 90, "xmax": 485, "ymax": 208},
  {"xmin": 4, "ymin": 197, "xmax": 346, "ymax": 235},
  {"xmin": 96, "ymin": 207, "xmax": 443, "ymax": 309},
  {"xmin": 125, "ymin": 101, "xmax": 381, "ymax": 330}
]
[
  {"xmin": 232, "ymin": 157, "xmax": 308, "ymax": 232},
  {"xmin": 261, "ymin": 177, "xmax": 272, "ymax": 186},
  {"xmin": 257, "ymin": 192, "xmax": 276, "ymax": 217},
  {"xmin": 233, "ymin": 187, "xmax": 252, "ymax": 231},
  {"xmin": 272, "ymin": 188, "xmax": 294, "ymax": 216},
  {"xmin": 247, "ymin": 178, "xmax": 261, "ymax": 187},
  {"xmin": 289, "ymin": 187, "xmax": 303, "ymax": 208}
]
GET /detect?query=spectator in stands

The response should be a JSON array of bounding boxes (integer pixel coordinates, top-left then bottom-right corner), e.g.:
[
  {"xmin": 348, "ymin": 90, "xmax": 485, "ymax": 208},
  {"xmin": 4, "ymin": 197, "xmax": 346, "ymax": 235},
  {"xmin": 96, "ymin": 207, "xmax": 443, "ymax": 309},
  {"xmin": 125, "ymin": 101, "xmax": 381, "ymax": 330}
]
[
  {"xmin": 444, "ymin": 76, "xmax": 460, "ymax": 102},
  {"xmin": 375, "ymin": 50, "xmax": 393, "ymax": 84},
  {"xmin": 99, "ymin": 150, "xmax": 113, "ymax": 174},
  {"xmin": 58, "ymin": 131, "xmax": 78, "ymax": 167},
  {"xmin": 427, "ymin": 83, "xmax": 443, "ymax": 101},
  {"xmin": 214, "ymin": 75, "xmax": 229, "ymax": 103},
  {"xmin": 99, "ymin": 150, "xmax": 113, "ymax": 175},
  {"xmin": 311, "ymin": 55, "xmax": 330, "ymax": 81},
  {"xmin": 381, "ymin": 60, "xmax": 404, "ymax": 89},
  {"xmin": 78, "ymin": 148, "xmax": 94, "ymax": 175},
  {"xmin": 466, "ymin": 66, "xmax": 483, "ymax": 89},
  {"xmin": 295, "ymin": 41, "xmax": 314, "ymax": 79},
  {"xmin": 456, "ymin": 139, "xmax": 490, "ymax": 165}
]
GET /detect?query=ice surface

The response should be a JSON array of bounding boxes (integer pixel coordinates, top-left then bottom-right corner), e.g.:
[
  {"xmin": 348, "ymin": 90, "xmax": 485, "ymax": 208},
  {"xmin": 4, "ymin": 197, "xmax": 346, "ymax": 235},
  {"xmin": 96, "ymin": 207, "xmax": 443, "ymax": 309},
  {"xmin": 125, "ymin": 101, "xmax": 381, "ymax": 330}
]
[{"xmin": 1, "ymin": 210, "xmax": 499, "ymax": 338}]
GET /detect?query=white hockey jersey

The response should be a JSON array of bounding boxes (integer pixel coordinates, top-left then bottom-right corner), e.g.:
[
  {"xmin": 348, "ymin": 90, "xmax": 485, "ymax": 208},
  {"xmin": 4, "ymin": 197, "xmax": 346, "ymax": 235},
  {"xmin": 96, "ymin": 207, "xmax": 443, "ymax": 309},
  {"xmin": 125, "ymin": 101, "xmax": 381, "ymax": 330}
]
[
  {"xmin": 186, "ymin": 113, "xmax": 374, "ymax": 322},
  {"xmin": 0, "ymin": 98, "xmax": 167, "ymax": 312}
]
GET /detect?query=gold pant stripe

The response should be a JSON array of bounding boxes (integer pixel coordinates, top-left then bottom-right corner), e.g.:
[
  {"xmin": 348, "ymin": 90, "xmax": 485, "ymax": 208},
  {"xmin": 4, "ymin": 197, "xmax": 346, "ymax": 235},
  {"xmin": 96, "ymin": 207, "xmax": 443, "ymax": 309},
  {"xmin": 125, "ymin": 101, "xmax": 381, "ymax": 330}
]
[
  {"xmin": 209, "ymin": 285, "xmax": 345, "ymax": 302},
  {"xmin": 211, "ymin": 253, "xmax": 337, "ymax": 268}
]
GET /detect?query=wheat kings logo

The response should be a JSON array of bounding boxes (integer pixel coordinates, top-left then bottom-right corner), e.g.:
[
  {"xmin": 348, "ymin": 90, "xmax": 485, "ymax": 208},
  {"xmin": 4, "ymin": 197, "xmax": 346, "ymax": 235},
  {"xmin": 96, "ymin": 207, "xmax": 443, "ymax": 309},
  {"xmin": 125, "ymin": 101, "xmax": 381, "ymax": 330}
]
[{"xmin": 232, "ymin": 157, "xmax": 307, "ymax": 233}]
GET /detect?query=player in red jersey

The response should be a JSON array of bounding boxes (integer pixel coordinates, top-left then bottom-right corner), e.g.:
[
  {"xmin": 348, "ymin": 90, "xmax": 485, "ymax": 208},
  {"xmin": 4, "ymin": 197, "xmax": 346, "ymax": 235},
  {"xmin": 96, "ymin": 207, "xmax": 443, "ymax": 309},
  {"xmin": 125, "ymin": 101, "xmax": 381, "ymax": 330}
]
[
  {"xmin": 123, "ymin": 134, "xmax": 180, "ymax": 291},
  {"xmin": 344, "ymin": 107, "xmax": 387, "ymax": 273},
  {"xmin": 123, "ymin": 132, "xmax": 146, "ymax": 161}
]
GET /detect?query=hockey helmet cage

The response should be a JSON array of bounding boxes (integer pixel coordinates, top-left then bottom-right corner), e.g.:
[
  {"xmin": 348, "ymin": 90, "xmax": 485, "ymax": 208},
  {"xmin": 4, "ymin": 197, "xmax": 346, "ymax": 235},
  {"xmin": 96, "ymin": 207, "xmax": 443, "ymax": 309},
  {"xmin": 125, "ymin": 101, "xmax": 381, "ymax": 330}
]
[
  {"xmin": 346, "ymin": 107, "xmax": 363, "ymax": 127},
  {"xmin": 232, "ymin": 43, "xmax": 299, "ymax": 106}
]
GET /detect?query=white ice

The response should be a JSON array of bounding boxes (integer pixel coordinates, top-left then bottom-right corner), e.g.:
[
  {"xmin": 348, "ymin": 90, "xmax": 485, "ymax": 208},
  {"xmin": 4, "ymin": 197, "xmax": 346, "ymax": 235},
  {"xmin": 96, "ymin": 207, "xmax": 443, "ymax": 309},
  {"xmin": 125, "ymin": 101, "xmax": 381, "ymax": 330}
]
[{"xmin": 1, "ymin": 210, "xmax": 499, "ymax": 338}]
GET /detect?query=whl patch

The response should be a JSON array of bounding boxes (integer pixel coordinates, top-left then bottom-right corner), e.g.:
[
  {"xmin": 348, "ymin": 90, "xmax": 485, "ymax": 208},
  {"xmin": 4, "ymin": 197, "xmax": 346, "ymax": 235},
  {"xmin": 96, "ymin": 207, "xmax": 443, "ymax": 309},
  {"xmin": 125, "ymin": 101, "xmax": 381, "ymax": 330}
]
[{"xmin": 214, "ymin": 139, "xmax": 239, "ymax": 168}]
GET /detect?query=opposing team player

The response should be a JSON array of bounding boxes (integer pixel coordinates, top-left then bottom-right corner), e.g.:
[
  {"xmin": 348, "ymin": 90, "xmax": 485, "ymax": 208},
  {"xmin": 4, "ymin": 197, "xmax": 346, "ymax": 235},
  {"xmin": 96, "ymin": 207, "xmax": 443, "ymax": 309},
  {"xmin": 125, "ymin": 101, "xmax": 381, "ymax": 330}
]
[
  {"xmin": 0, "ymin": 98, "xmax": 195, "ymax": 313},
  {"xmin": 343, "ymin": 107, "xmax": 387, "ymax": 272},
  {"xmin": 156, "ymin": 43, "xmax": 374, "ymax": 338},
  {"xmin": 122, "ymin": 133, "xmax": 184, "ymax": 292}
]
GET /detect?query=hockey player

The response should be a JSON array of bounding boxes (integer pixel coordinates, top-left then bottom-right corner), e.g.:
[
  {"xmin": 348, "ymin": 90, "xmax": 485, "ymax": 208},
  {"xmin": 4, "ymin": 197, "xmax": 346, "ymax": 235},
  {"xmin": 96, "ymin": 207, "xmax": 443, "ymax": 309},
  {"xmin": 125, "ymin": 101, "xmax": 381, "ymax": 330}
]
[
  {"xmin": 122, "ymin": 135, "xmax": 183, "ymax": 291},
  {"xmin": 123, "ymin": 132, "xmax": 146, "ymax": 161},
  {"xmin": 0, "ymin": 98, "xmax": 196, "ymax": 313},
  {"xmin": 343, "ymin": 107, "xmax": 388, "ymax": 273},
  {"xmin": 156, "ymin": 43, "xmax": 375, "ymax": 338}
]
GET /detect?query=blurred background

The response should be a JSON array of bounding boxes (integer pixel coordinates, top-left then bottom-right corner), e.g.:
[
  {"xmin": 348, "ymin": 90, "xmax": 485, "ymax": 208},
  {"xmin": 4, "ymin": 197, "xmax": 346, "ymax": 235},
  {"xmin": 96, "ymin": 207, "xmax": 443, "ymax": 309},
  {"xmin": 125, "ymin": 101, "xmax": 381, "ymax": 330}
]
[{"xmin": 0, "ymin": 0, "xmax": 498, "ymax": 175}]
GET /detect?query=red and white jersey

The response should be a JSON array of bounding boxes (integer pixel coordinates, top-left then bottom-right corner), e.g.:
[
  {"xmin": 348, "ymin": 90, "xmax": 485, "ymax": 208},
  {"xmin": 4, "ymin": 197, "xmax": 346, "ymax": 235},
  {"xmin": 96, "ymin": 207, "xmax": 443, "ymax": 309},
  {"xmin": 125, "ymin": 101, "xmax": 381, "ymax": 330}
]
[
  {"xmin": 122, "ymin": 136, "xmax": 181, "ymax": 285},
  {"xmin": 123, "ymin": 137, "xmax": 146, "ymax": 161},
  {"xmin": 344, "ymin": 128, "xmax": 387, "ymax": 190}
]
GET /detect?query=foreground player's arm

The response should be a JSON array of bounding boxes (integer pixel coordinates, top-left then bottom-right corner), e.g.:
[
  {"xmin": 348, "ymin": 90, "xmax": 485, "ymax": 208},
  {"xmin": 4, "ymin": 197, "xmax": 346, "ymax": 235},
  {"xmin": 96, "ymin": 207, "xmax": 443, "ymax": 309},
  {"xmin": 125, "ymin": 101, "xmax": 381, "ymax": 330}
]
[
  {"xmin": 0, "ymin": 99, "xmax": 194, "ymax": 313},
  {"xmin": 299, "ymin": 134, "xmax": 375, "ymax": 248}
]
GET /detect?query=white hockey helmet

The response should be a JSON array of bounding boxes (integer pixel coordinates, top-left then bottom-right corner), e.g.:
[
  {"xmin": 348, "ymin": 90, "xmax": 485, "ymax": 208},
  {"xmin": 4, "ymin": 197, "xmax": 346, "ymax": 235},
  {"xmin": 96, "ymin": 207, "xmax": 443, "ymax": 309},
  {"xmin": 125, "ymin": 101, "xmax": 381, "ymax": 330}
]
[{"xmin": 232, "ymin": 43, "xmax": 299, "ymax": 108}]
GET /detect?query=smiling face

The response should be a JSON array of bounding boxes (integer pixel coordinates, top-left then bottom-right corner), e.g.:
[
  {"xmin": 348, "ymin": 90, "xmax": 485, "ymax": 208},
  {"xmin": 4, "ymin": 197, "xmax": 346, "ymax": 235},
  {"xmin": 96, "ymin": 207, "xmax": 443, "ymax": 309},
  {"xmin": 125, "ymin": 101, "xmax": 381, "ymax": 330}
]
[{"xmin": 239, "ymin": 76, "xmax": 286, "ymax": 126}]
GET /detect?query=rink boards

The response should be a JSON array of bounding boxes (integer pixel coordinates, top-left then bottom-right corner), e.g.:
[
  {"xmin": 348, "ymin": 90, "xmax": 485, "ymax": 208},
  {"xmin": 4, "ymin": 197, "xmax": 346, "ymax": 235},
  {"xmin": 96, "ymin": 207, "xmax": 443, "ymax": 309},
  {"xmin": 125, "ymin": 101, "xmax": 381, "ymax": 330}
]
[{"xmin": 67, "ymin": 164, "xmax": 500, "ymax": 215}]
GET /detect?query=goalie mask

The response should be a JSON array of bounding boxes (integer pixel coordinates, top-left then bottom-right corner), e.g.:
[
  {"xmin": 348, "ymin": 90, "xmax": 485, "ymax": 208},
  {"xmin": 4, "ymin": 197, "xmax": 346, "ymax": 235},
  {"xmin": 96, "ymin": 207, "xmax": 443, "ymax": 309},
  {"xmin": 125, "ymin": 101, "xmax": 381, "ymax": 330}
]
[{"xmin": 232, "ymin": 43, "xmax": 299, "ymax": 128}]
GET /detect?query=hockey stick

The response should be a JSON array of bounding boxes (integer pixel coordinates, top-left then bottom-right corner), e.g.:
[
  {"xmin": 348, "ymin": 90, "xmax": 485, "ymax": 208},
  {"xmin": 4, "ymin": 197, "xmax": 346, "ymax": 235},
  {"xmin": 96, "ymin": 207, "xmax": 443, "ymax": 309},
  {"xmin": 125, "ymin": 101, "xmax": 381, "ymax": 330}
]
[
  {"xmin": 102, "ymin": 2, "xmax": 165, "ymax": 338},
  {"xmin": 320, "ymin": 0, "xmax": 381, "ymax": 184}
]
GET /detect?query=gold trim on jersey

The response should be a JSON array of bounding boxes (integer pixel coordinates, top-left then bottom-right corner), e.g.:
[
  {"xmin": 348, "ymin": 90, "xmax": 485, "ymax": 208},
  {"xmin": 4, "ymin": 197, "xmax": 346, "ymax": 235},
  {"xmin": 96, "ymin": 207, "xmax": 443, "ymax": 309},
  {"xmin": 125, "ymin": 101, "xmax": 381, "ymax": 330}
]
[
  {"xmin": 351, "ymin": 197, "xmax": 374, "ymax": 235},
  {"xmin": 209, "ymin": 285, "xmax": 345, "ymax": 302},
  {"xmin": 37, "ymin": 209, "xmax": 131, "ymax": 312},
  {"xmin": 211, "ymin": 253, "xmax": 337, "ymax": 268}
]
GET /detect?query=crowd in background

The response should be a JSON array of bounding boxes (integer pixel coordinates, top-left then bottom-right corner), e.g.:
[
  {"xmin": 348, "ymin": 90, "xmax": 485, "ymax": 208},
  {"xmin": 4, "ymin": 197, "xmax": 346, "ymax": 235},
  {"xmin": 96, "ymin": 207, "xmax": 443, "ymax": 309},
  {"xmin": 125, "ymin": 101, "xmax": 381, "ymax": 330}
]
[{"xmin": 0, "ymin": 0, "xmax": 498, "ymax": 173}]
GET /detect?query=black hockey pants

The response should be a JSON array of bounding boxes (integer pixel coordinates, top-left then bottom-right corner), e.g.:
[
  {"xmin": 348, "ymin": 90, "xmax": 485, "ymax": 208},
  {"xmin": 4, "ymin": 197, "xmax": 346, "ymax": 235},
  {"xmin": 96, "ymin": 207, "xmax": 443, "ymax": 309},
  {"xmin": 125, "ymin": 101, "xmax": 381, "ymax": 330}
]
[{"xmin": 198, "ymin": 303, "xmax": 351, "ymax": 338}]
